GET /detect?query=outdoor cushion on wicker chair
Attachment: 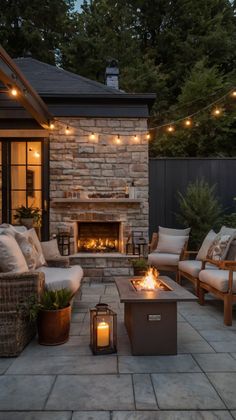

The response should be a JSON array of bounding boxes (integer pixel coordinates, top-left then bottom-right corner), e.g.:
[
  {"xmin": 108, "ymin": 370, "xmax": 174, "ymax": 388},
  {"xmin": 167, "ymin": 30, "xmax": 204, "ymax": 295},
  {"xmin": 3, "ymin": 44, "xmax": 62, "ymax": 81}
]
[
  {"xmin": 148, "ymin": 253, "xmax": 180, "ymax": 267},
  {"xmin": 178, "ymin": 260, "xmax": 217, "ymax": 278},
  {"xmin": 199, "ymin": 268, "xmax": 236, "ymax": 293}
]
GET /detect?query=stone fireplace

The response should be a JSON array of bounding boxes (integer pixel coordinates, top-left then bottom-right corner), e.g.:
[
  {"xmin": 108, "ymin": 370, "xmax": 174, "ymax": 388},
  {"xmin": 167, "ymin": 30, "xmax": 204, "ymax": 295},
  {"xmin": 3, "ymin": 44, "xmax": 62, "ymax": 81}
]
[{"xmin": 49, "ymin": 116, "xmax": 149, "ymax": 281}]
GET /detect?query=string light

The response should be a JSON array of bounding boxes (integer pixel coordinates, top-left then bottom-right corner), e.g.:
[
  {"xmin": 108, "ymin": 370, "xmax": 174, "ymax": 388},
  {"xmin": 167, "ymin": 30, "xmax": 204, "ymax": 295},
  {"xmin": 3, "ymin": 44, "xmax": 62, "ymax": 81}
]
[
  {"xmin": 146, "ymin": 133, "xmax": 150, "ymax": 140},
  {"xmin": 90, "ymin": 132, "xmax": 95, "ymax": 141},
  {"xmin": 167, "ymin": 125, "xmax": 174, "ymax": 133},
  {"xmin": 133, "ymin": 134, "xmax": 138, "ymax": 142},
  {"xmin": 231, "ymin": 91, "xmax": 236, "ymax": 98},
  {"xmin": 213, "ymin": 108, "xmax": 221, "ymax": 116},
  {"xmin": 50, "ymin": 122, "xmax": 55, "ymax": 129},
  {"xmin": 184, "ymin": 119, "xmax": 192, "ymax": 127},
  {"xmin": 11, "ymin": 87, "xmax": 18, "ymax": 97},
  {"xmin": 116, "ymin": 134, "xmax": 121, "ymax": 144},
  {"xmin": 65, "ymin": 126, "xmax": 70, "ymax": 135}
]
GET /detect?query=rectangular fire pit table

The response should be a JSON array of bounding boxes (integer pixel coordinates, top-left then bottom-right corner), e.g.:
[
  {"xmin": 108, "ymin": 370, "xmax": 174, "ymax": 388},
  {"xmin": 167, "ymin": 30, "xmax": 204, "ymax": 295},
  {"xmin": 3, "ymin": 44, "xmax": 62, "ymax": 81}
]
[{"xmin": 115, "ymin": 276, "xmax": 197, "ymax": 355}]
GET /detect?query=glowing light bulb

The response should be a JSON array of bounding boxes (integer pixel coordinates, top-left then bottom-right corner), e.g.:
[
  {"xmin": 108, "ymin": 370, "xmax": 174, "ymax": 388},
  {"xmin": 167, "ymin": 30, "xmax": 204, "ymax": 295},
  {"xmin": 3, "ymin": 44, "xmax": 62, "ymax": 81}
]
[
  {"xmin": 65, "ymin": 126, "xmax": 70, "ymax": 135},
  {"xmin": 213, "ymin": 108, "xmax": 221, "ymax": 116},
  {"xmin": 134, "ymin": 134, "xmax": 138, "ymax": 142},
  {"xmin": 146, "ymin": 133, "xmax": 150, "ymax": 140},
  {"xmin": 50, "ymin": 122, "xmax": 55, "ymax": 129},
  {"xmin": 11, "ymin": 88, "xmax": 18, "ymax": 97},
  {"xmin": 116, "ymin": 134, "xmax": 121, "ymax": 144},
  {"xmin": 34, "ymin": 151, "xmax": 40, "ymax": 158},
  {"xmin": 167, "ymin": 125, "xmax": 174, "ymax": 133},
  {"xmin": 90, "ymin": 132, "xmax": 95, "ymax": 141},
  {"xmin": 231, "ymin": 91, "xmax": 236, "ymax": 98},
  {"xmin": 184, "ymin": 119, "xmax": 192, "ymax": 127}
]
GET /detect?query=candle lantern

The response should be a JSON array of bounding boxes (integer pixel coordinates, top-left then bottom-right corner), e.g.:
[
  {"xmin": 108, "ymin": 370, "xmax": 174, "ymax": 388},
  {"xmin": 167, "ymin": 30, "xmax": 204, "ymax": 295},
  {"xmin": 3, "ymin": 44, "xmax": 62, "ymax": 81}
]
[
  {"xmin": 126, "ymin": 231, "xmax": 148, "ymax": 257},
  {"xmin": 90, "ymin": 303, "xmax": 117, "ymax": 355}
]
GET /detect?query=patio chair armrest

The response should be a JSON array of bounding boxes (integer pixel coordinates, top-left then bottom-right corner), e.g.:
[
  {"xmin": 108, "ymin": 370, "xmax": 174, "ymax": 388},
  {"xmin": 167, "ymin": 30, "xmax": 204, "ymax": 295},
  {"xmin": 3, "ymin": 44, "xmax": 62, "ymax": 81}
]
[
  {"xmin": 149, "ymin": 232, "xmax": 158, "ymax": 252},
  {"xmin": 201, "ymin": 258, "xmax": 220, "ymax": 269},
  {"xmin": 220, "ymin": 260, "xmax": 236, "ymax": 270},
  {"xmin": 46, "ymin": 256, "xmax": 70, "ymax": 268},
  {"xmin": 0, "ymin": 271, "xmax": 45, "ymax": 309},
  {"xmin": 182, "ymin": 250, "xmax": 198, "ymax": 260}
]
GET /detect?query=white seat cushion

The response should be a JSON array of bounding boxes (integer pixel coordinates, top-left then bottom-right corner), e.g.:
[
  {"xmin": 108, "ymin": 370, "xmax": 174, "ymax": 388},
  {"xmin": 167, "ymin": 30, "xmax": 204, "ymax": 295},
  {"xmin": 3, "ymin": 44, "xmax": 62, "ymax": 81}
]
[
  {"xmin": 148, "ymin": 253, "xmax": 180, "ymax": 267},
  {"xmin": 199, "ymin": 269, "xmax": 236, "ymax": 293},
  {"xmin": 178, "ymin": 260, "xmax": 217, "ymax": 278},
  {"xmin": 0, "ymin": 234, "xmax": 28, "ymax": 273},
  {"xmin": 36, "ymin": 265, "xmax": 83, "ymax": 294}
]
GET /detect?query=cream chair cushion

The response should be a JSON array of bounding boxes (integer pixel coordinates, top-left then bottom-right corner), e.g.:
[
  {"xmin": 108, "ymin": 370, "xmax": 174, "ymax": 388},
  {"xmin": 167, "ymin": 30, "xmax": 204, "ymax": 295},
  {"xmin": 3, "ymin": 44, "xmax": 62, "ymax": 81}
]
[
  {"xmin": 36, "ymin": 265, "xmax": 83, "ymax": 295},
  {"xmin": 179, "ymin": 260, "xmax": 217, "ymax": 278},
  {"xmin": 159, "ymin": 226, "xmax": 191, "ymax": 236},
  {"xmin": 15, "ymin": 231, "xmax": 38, "ymax": 270},
  {"xmin": 148, "ymin": 253, "xmax": 180, "ymax": 267},
  {"xmin": 199, "ymin": 269, "xmax": 236, "ymax": 293},
  {"xmin": 155, "ymin": 233, "xmax": 188, "ymax": 254},
  {"xmin": 27, "ymin": 228, "xmax": 46, "ymax": 267},
  {"xmin": 0, "ymin": 234, "xmax": 28, "ymax": 273}
]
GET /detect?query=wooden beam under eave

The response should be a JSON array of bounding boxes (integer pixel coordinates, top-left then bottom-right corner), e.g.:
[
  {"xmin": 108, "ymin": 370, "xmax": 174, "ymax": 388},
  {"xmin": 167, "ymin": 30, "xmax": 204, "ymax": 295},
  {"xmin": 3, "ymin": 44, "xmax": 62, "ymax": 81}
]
[
  {"xmin": 0, "ymin": 129, "xmax": 49, "ymax": 138},
  {"xmin": 0, "ymin": 46, "xmax": 53, "ymax": 129}
]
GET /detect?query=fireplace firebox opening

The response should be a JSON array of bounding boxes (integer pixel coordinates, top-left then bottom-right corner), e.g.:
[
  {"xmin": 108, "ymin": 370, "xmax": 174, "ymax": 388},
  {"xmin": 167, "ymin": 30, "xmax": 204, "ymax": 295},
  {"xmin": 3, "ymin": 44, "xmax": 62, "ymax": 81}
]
[{"xmin": 77, "ymin": 221, "xmax": 121, "ymax": 253}]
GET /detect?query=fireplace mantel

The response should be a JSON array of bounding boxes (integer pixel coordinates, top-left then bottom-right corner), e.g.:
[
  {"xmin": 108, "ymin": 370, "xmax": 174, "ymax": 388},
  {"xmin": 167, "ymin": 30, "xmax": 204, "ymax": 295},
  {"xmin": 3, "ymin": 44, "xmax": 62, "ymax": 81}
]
[{"xmin": 51, "ymin": 198, "xmax": 142, "ymax": 205}]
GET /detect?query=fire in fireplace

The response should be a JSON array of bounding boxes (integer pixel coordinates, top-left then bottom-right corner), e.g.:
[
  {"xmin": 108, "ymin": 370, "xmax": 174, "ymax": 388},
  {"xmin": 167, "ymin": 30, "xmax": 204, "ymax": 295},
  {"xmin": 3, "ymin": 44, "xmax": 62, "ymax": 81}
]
[{"xmin": 77, "ymin": 222, "xmax": 120, "ymax": 253}]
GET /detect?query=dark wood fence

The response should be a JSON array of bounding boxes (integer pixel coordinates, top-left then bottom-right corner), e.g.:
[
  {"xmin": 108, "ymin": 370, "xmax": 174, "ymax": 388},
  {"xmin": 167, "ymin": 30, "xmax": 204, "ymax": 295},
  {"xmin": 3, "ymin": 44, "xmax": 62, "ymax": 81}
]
[{"xmin": 149, "ymin": 158, "xmax": 236, "ymax": 236}]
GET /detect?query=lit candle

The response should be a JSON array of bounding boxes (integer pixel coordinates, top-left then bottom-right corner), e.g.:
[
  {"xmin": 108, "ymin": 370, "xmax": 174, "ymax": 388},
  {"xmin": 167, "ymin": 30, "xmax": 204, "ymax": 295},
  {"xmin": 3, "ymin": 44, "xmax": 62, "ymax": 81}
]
[{"xmin": 97, "ymin": 321, "xmax": 109, "ymax": 347}]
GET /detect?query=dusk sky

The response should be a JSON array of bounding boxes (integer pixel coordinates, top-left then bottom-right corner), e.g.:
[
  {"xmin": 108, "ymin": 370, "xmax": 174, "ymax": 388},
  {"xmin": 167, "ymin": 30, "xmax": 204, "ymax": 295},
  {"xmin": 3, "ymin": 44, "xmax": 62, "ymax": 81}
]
[{"xmin": 75, "ymin": 0, "xmax": 83, "ymax": 10}]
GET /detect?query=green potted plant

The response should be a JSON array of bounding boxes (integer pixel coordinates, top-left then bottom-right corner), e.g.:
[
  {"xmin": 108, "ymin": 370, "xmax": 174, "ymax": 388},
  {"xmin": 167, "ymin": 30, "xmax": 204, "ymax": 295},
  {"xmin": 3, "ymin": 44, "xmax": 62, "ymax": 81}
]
[
  {"xmin": 14, "ymin": 205, "xmax": 41, "ymax": 228},
  {"xmin": 131, "ymin": 258, "xmax": 148, "ymax": 276},
  {"xmin": 30, "ymin": 288, "xmax": 73, "ymax": 345}
]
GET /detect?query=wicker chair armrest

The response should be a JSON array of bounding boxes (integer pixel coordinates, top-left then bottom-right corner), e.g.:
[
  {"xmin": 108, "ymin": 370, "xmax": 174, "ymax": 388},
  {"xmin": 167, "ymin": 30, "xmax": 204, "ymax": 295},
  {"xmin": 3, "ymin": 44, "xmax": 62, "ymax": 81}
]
[
  {"xmin": 219, "ymin": 261, "xmax": 236, "ymax": 270},
  {"xmin": 46, "ymin": 256, "xmax": 70, "ymax": 268},
  {"xmin": 184, "ymin": 250, "xmax": 198, "ymax": 256},
  {"xmin": 0, "ymin": 271, "xmax": 45, "ymax": 309}
]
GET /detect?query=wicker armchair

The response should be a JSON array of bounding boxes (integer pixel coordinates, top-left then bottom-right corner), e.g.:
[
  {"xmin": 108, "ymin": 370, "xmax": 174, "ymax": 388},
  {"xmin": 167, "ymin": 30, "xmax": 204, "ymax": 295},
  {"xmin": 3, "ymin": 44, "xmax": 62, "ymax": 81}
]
[{"xmin": 0, "ymin": 271, "xmax": 45, "ymax": 357}]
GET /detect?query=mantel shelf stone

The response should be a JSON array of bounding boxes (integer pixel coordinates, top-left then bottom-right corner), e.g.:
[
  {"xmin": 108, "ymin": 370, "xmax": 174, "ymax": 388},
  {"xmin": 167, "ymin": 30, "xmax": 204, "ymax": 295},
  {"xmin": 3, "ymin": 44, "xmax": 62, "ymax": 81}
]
[{"xmin": 51, "ymin": 198, "xmax": 142, "ymax": 204}]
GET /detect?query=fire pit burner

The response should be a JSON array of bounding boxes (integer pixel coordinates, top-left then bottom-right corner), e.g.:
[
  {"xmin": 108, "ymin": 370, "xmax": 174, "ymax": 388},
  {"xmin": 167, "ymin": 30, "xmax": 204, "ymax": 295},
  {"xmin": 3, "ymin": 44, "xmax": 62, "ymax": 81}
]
[{"xmin": 131, "ymin": 267, "xmax": 171, "ymax": 291}]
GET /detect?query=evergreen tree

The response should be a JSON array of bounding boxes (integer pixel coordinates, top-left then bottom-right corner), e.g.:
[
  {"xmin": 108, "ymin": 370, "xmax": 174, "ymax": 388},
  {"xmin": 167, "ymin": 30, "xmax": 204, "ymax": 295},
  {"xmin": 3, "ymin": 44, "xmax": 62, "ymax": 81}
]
[{"xmin": 0, "ymin": 0, "xmax": 75, "ymax": 64}]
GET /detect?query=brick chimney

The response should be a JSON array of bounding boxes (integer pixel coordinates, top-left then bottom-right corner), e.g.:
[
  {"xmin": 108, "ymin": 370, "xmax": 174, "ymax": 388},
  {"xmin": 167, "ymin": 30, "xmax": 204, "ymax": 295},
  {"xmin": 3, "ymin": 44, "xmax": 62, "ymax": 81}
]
[{"xmin": 105, "ymin": 59, "xmax": 119, "ymax": 90}]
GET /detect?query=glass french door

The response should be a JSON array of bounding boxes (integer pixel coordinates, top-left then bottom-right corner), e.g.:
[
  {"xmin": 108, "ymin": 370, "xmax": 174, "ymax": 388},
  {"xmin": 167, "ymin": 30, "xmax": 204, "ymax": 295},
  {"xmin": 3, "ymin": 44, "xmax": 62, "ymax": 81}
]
[{"xmin": 0, "ymin": 139, "xmax": 49, "ymax": 239}]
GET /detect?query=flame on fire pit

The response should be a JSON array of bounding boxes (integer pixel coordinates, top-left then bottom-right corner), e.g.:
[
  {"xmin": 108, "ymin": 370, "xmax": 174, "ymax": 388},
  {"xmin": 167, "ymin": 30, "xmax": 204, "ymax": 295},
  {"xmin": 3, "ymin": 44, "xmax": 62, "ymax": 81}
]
[{"xmin": 132, "ymin": 267, "xmax": 170, "ymax": 291}]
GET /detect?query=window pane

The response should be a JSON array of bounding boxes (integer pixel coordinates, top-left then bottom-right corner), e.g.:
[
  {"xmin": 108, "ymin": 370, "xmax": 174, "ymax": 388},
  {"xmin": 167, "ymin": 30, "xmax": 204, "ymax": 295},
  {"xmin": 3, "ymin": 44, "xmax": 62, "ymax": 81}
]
[
  {"xmin": 11, "ymin": 191, "xmax": 26, "ymax": 210},
  {"xmin": 11, "ymin": 166, "xmax": 26, "ymax": 190},
  {"xmin": 28, "ymin": 190, "xmax": 41, "ymax": 209},
  {"xmin": 11, "ymin": 142, "xmax": 26, "ymax": 164},
  {"xmin": 28, "ymin": 142, "xmax": 41, "ymax": 164},
  {"xmin": 27, "ymin": 166, "xmax": 41, "ymax": 190}
]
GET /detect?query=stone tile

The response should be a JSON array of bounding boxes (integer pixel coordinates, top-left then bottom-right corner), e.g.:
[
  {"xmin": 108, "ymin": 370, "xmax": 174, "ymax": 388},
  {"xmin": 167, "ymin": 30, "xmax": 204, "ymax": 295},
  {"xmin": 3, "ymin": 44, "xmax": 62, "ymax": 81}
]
[
  {"xmin": 177, "ymin": 313, "xmax": 186, "ymax": 322},
  {"xmin": 80, "ymin": 294, "xmax": 101, "ymax": 302},
  {"xmin": 119, "ymin": 355, "xmax": 200, "ymax": 373},
  {"xmin": 207, "ymin": 373, "xmax": 236, "ymax": 409},
  {"xmin": 0, "ymin": 412, "xmax": 71, "ymax": 420},
  {"xmin": 112, "ymin": 412, "xmax": 232, "ymax": 420},
  {"xmin": 194, "ymin": 354, "xmax": 236, "ymax": 372},
  {"xmin": 71, "ymin": 312, "xmax": 86, "ymax": 322},
  {"xmin": 178, "ymin": 340, "xmax": 215, "ymax": 354},
  {"xmin": 46, "ymin": 374, "xmax": 134, "ymax": 410},
  {"xmin": 0, "ymin": 375, "xmax": 55, "ymax": 410},
  {"xmin": 70, "ymin": 322, "xmax": 83, "ymax": 335},
  {"xmin": 208, "ymin": 342, "xmax": 236, "ymax": 353},
  {"xmin": 177, "ymin": 322, "xmax": 204, "ymax": 343},
  {"xmin": 117, "ymin": 335, "xmax": 132, "ymax": 356},
  {"xmin": 7, "ymin": 355, "xmax": 117, "ymax": 375},
  {"xmin": 197, "ymin": 328, "xmax": 236, "ymax": 343},
  {"xmin": 231, "ymin": 411, "xmax": 236, "ymax": 419},
  {"xmin": 152, "ymin": 373, "xmax": 225, "ymax": 409},
  {"xmin": 81, "ymin": 285, "xmax": 106, "ymax": 295},
  {"xmin": 0, "ymin": 358, "xmax": 14, "ymax": 374},
  {"xmin": 133, "ymin": 374, "xmax": 157, "ymax": 409},
  {"xmin": 72, "ymin": 411, "xmax": 110, "ymax": 420}
]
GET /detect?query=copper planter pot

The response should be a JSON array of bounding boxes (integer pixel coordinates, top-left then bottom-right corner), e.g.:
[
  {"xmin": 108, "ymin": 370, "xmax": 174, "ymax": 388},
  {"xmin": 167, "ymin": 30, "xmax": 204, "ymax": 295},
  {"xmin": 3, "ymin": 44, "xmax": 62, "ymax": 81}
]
[{"xmin": 37, "ymin": 305, "xmax": 71, "ymax": 345}]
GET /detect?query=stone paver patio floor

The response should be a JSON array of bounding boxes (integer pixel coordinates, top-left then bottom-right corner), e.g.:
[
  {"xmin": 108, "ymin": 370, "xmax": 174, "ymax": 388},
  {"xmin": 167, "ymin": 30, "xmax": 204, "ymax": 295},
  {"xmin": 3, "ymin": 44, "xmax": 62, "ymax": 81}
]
[{"xmin": 1, "ymin": 280, "xmax": 236, "ymax": 419}]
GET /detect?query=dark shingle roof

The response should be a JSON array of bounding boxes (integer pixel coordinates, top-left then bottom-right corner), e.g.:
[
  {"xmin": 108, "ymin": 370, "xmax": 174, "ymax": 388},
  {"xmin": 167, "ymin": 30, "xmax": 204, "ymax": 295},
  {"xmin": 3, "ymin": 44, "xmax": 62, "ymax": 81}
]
[{"xmin": 14, "ymin": 57, "xmax": 123, "ymax": 96}]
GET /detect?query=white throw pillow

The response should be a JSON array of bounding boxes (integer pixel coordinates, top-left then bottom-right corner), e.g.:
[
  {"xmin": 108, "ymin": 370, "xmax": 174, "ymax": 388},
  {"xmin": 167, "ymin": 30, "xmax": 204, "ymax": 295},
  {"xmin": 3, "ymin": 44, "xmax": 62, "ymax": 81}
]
[
  {"xmin": 207, "ymin": 233, "xmax": 233, "ymax": 261},
  {"xmin": 196, "ymin": 230, "xmax": 217, "ymax": 261},
  {"xmin": 159, "ymin": 226, "xmax": 191, "ymax": 236},
  {"xmin": 155, "ymin": 233, "xmax": 188, "ymax": 255},
  {"xmin": 0, "ymin": 234, "xmax": 28, "ymax": 273},
  {"xmin": 41, "ymin": 239, "xmax": 61, "ymax": 260},
  {"xmin": 27, "ymin": 228, "xmax": 46, "ymax": 268},
  {"xmin": 0, "ymin": 224, "xmax": 27, "ymax": 237},
  {"xmin": 220, "ymin": 226, "xmax": 236, "ymax": 237},
  {"xmin": 15, "ymin": 231, "xmax": 38, "ymax": 270}
]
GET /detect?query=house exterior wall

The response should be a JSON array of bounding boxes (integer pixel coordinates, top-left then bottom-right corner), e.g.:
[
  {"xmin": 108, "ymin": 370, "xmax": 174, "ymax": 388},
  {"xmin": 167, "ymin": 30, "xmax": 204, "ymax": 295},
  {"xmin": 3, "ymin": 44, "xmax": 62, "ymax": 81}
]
[{"xmin": 49, "ymin": 117, "xmax": 149, "ymax": 253}]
